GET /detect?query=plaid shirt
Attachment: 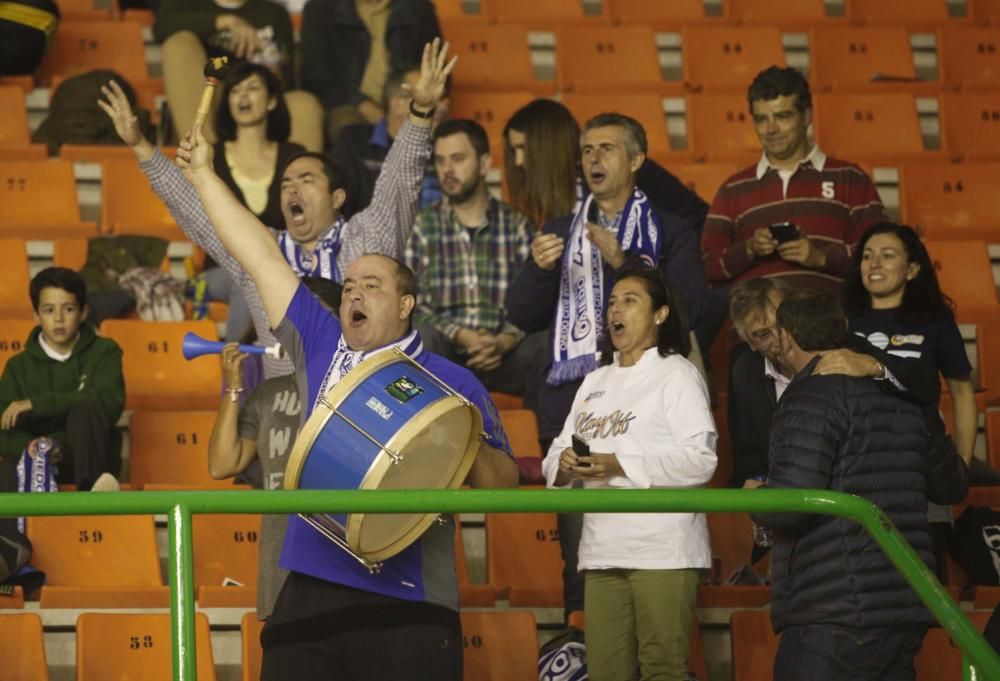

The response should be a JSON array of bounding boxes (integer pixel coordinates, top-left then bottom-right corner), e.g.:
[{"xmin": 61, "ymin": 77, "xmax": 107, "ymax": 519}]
[
  {"xmin": 405, "ymin": 196, "xmax": 533, "ymax": 340},
  {"xmin": 140, "ymin": 121, "xmax": 431, "ymax": 378}
]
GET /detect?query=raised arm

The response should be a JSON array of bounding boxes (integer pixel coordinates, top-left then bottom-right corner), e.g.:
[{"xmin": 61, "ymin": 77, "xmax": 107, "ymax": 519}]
[
  {"xmin": 182, "ymin": 127, "xmax": 298, "ymax": 327},
  {"xmin": 339, "ymin": 39, "xmax": 456, "ymax": 267}
]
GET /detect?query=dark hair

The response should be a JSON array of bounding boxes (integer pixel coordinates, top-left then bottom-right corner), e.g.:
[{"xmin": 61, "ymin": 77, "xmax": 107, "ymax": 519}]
[
  {"xmin": 729, "ymin": 277, "xmax": 794, "ymax": 342},
  {"xmin": 747, "ymin": 65, "xmax": 812, "ymax": 113},
  {"xmin": 301, "ymin": 276, "xmax": 343, "ymax": 314},
  {"xmin": 600, "ymin": 266, "xmax": 690, "ymax": 364},
  {"xmin": 581, "ymin": 112, "xmax": 648, "ymax": 156},
  {"xmin": 843, "ymin": 222, "xmax": 954, "ymax": 324},
  {"xmin": 214, "ymin": 61, "xmax": 291, "ymax": 142},
  {"xmin": 433, "ymin": 118, "xmax": 490, "ymax": 156},
  {"xmin": 30, "ymin": 266, "xmax": 87, "ymax": 310},
  {"xmin": 503, "ymin": 98, "xmax": 580, "ymax": 228},
  {"xmin": 281, "ymin": 151, "xmax": 343, "ymax": 193},
  {"xmin": 391, "ymin": 257, "xmax": 417, "ymax": 298},
  {"xmin": 775, "ymin": 288, "xmax": 848, "ymax": 352}
]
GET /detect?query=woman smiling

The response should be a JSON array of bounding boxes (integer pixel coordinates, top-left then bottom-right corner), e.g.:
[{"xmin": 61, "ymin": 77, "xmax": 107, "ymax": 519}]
[{"xmin": 542, "ymin": 267, "xmax": 717, "ymax": 681}]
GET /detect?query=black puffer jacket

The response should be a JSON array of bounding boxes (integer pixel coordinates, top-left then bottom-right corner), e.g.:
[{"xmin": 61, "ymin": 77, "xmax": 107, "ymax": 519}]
[{"xmin": 756, "ymin": 357, "xmax": 968, "ymax": 633}]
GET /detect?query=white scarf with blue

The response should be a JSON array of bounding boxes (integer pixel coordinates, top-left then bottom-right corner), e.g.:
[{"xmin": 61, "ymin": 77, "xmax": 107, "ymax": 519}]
[
  {"xmin": 312, "ymin": 328, "xmax": 425, "ymax": 412},
  {"xmin": 279, "ymin": 216, "xmax": 346, "ymax": 282},
  {"xmin": 547, "ymin": 189, "xmax": 662, "ymax": 385}
]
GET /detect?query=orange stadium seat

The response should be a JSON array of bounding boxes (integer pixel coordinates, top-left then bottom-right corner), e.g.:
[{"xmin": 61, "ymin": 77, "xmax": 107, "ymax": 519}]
[
  {"xmin": 0, "ymin": 87, "xmax": 42, "ymax": 156},
  {"xmin": 898, "ymin": 163, "xmax": 1000, "ymax": 240},
  {"xmin": 460, "ymin": 611, "xmax": 539, "ymax": 681},
  {"xmin": 448, "ymin": 91, "xmax": 537, "ymax": 164},
  {"xmin": 433, "ymin": 0, "xmax": 490, "ymax": 24},
  {"xmin": 561, "ymin": 92, "xmax": 671, "ymax": 158},
  {"xmin": 128, "ymin": 410, "xmax": 233, "ymax": 489},
  {"xmin": 0, "ymin": 240, "xmax": 33, "ymax": 318},
  {"xmin": 241, "ymin": 611, "xmax": 265, "ymax": 681},
  {"xmin": 60, "ymin": 144, "xmax": 175, "ymax": 164},
  {"xmin": 607, "ymin": 0, "xmax": 719, "ymax": 28},
  {"xmin": 0, "ymin": 146, "xmax": 46, "ymax": 161},
  {"xmin": 489, "ymin": 392, "xmax": 524, "ymax": 410},
  {"xmin": 0, "ymin": 614, "xmax": 48, "ymax": 681},
  {"xmin": 193, "ymin": 514, "xmax": 261, "ymax": 607},
  {"xmin": 555, "ymin": 25, "xmax": 667, "ymax": 94},
  {"xmin": 729, "ymin": 0, "xmax": 833, "ymax": 27},
  {"xmin": 730, "ymin": 610, "xmax": 779, "ymax": 681},
  {"xmin": 27, "ymin": 514, "xmax": 169, "ymax": 607},
  {"xmin": 670, "ymin": 163, "xmax": 739, "ymax": 203},
  {"xmin": 52, "ymin": 237, "xmax": 89, "ymax": 270},
  {"xmin": 938, "ymin": 27, "xmax": 1000, "ymax": 91},
  {"xmin": 455, "ymin": 517, "xmax": 495, "ymax": 607},
  {"xmin": 445, "ymin": 24, "xmax": 547, "ymax": 93},
  {"xmin": 101, "ymin": 159, "xmax": 184, "ymax": 239},
  {"xmin": 914, "ymin": 611, "xmax": 991, "ymax": 681},
  {"xmin": 977, "ymin": 321, "xmax": 1000, "ymax": 407},
  {"xmin": 700, "ymin": 512, "xmax": 771, "ymax": 607},
  {"xmin": 486, "ymin": 509, "xmax": 563, "ymax": 607},
  {"xmin": 0, "ymin": 320, "xmax": 36, "ymax": 375},
  {"xmin": 76, "ymin": 612, "xmax": 217, "ymax": 681},
  {"xmin": 0, "ymin": 159, "xmax": 98, "ymax": 239},
  {"xmin": 100, "ymin": 319, "xmax": 223, "ymax": 410},
  {"xmin": 0, "ymin": 586, "xmax": 24, "ymax": 609},
  {"xmin": 847, "ymin": 0, "xmax": 950, "ymax": 29},
  {"xmin": 567, "ymin": 609, "xmax": 710, "ymax": 681},
  {"xmin": 499, "ymin": 409, "xmax": 542, "ymax": 458},
  {"xmin": 681, "ymin": 27, "xmax": 786, "ymax": 93},
  {"xmin": 37, "ymin": 21, "xmax": 148, "ymax": 86},
  {"xmin": 970, "ymin": 0, "xmax": 1000, "ymax": 23},
  {"xmin": 809, "ymin": 27, "xmax": 927, "ymax": 93},
  {"xmin": 811, "ymin": 93, "xmax": 929, "ymax": 163},
  {"xmin": 685, "ymin": 94, "xmax": 762, "ymax": 162},
  {"xmin": 489, "ymin": 0, "xmax": 607, "ymax": 28},
  {"xmin": 56, "ymin": 0, "xmax": 113, "ymax": 21},
  {"xmin": 0, "ymin": 76, "xmax": 34, "ymax": 92},
  {"xmin": 923, "ymin": 240, "xmax": 999, "ymax": 323},
  {"xmin": 941, "ymin": 94, "xmax": 1000, "ymax": 161}
]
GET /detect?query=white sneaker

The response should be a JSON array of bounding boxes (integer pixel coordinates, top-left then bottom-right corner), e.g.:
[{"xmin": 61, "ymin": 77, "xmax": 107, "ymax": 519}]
[{"xmin": 91, "ymin": 473, "xmax": 120, "ymax": 492}]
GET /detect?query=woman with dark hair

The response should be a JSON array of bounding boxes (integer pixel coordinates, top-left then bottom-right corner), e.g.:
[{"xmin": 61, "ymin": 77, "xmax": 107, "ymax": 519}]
[
  {"xmin": 844, "ymin": 222, "xmax": 975, "ymax": 466},
  {"xmin": 213, "ymin": 61, "xmax": 304, "ymax": 231},
  {"xmin": 542, "ymin": 266, "xmax": 716, "ymax": 681},
  {"xmin": 502, "ymin": 98, "xmax": 709, "ymax": 230}
]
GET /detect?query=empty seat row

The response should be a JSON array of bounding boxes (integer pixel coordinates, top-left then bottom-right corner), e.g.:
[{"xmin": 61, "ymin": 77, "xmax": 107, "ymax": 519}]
[{"xmin": 440, "ymin": 0, "xmax": 999, "ymax": 29}]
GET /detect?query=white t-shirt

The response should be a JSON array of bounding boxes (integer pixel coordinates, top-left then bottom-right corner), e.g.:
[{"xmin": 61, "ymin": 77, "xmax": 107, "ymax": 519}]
[{"xmin": 543, "ymin": 348, "xmax": 717, "ymax": 571}]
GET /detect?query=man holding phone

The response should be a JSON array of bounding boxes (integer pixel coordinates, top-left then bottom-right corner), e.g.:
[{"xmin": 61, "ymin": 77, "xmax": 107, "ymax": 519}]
[{"xmin": 701, "ymin": 66, "xmax": 887, "ymax": 298}]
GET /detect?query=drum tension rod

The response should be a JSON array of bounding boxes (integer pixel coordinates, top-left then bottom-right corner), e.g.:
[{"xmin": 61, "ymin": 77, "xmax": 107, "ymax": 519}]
[{"xmin": 318, "ymin": 396, "xmax": 405, "ymax": 465}]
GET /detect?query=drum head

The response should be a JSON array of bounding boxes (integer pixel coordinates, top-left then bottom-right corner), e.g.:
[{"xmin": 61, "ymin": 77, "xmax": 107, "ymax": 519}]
[{"xmin": 349, "ymin": 395, "xmax": 481, "ymax": 560}]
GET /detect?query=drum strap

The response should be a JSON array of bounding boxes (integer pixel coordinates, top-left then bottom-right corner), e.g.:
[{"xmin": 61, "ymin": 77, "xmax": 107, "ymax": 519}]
[{"xmin": 313, "ymin": 329, "xmax": 424, "ymax": 412}]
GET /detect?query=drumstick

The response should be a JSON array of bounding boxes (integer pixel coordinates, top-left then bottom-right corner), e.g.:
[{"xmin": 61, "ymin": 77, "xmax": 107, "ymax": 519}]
[{"xmin": 194, "ymin": 56, "xmax": 230, "ymax": 127}]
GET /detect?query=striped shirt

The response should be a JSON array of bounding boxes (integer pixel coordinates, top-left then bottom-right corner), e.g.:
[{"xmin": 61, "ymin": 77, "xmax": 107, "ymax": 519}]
[
  {"xmin": 404, "ymin": 196, "xmax": 533, "ymax": 340},
  {"xmin": 700, "ymin": 147, "xmax": 887, "ymax": 293},
  {"xmin": 140, "ymin": 120, "xmax": 431, "ymax": 377}
]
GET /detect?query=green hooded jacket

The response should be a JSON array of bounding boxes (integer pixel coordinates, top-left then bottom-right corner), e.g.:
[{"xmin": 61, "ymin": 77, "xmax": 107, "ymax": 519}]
[{"xmin": 0, "ymin": 323, "xmax": 125, "ymax": 458}]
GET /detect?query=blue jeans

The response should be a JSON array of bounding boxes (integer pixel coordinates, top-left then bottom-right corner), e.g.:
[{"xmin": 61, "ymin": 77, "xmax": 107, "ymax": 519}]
[{"xmin": 774, "ymin": 624, "xmax": 926, "ymax": 681}]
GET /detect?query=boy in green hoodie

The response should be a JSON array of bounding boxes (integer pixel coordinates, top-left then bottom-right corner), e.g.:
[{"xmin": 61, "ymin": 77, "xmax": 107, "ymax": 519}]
[{"xmin": 0, "ymin": 267, "xmax": 125, "ymax": 491}]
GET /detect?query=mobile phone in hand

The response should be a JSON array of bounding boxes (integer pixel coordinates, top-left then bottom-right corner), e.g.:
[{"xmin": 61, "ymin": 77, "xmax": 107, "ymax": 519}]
[
  {"xmin": 769, "ymin": 222, "xmax": 799, "ymax": 244},
  {"xmin": 571, "ymin": 435, "xmax": 592, "ymax": 467}
]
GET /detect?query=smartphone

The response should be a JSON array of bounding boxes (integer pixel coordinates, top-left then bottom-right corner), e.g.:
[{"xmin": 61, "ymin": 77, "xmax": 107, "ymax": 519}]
[
  {"xmin": 769, "ymin": 222, "xmax": 800, "ymax": 244},
  {"xmin": 571, "ymin": 435, "xmax": 592, "ymax": 468}
]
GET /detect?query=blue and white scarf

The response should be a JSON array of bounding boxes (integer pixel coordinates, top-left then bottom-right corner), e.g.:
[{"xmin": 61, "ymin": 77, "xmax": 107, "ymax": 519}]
[
  {"xmin": 279, "ymin": 216, "xmax": 346, "ymax": 282},
  {"xmin": 15, "ymin": 440, "xmax": 59, "ymax": 533},
  {"xmin": 547, "ymin": 189, "xmax": 662, "ymax": 385},
  {"xmin": 312, "ymin": 328, "xmax": 424, "ymax": 412}
]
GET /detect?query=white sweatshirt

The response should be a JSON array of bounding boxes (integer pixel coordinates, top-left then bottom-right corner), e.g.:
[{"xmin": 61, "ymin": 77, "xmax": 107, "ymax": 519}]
[{"xmin": 543, "ymin": 348, "xmax": 717, "ymax": 571}]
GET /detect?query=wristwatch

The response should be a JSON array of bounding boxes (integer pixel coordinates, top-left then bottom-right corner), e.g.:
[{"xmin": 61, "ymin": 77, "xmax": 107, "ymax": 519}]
[{"xmin": 873, "ymin": 360, "xmax": 887, "ymax": 380}]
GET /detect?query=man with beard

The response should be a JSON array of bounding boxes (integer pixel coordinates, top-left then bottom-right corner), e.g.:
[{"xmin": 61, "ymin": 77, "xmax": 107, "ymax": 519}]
[{"xmin": 404, "ymin": 118, "xmax": 546, "ymax": 409}]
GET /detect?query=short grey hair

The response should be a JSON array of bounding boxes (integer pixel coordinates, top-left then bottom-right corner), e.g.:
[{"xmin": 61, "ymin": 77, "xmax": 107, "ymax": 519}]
[{"xmin": 581, "ymin": 112, "xmax": 648, "ymax": 158}]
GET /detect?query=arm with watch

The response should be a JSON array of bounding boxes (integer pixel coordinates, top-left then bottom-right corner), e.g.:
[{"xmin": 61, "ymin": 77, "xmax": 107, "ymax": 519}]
[
  {"xmin": 206, "ymin": 343, "xmax": 258, "ymax": 480},
  {"xmin": 814, "ymin": 336, "xmax": 939, "ymax": 407},
  {"xmin": 339, "ymin": 39, "xmax": 456, "ymax": 265}
]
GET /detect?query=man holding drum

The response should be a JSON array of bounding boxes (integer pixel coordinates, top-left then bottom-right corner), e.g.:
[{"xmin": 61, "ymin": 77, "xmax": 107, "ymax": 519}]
[{"xmin": 178, "ymin": 56, "xmax": 519, "ymax": 681}]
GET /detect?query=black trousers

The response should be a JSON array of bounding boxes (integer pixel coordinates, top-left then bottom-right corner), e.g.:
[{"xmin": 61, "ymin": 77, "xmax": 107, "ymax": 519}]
[
  {"xmin": 261, "ymin": 573, "xmax": 463, "ymax": 681},
  {"xmin": 774, "ymin": 624, "xmax": 926, "ymax": 681},
  {"xmin": 55, "ymin": 399, "xmax": 120, "ymax": 490}
]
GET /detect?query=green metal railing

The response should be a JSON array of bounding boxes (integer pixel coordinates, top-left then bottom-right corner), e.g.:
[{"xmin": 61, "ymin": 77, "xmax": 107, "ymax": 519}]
[{"xmin": 2, "ymin": 488, "xmax": 998, "ymax": 681}]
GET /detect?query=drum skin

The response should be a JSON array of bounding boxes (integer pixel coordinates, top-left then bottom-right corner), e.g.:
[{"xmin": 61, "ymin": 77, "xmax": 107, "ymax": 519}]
[{"xmin": 284, "ymin": 350, "xmax": 482, "ymax": 563}]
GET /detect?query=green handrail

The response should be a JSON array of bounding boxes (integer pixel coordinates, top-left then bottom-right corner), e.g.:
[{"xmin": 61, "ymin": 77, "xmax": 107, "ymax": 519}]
[{"xmin": 1, "ymin": 488, "xmax": 997, "ymax": 681}]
